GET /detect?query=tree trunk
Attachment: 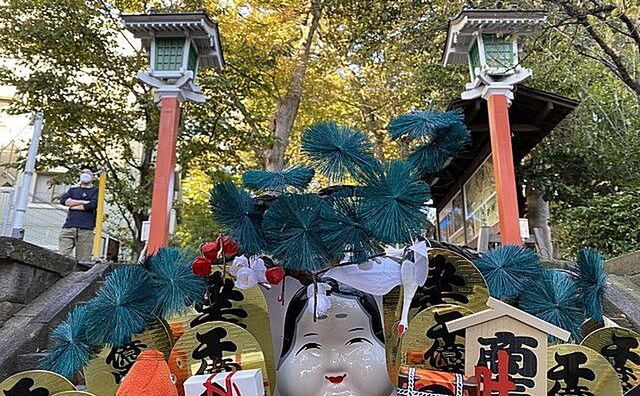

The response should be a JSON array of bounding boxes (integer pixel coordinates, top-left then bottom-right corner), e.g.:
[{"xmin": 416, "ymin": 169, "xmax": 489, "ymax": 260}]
[
  {"xmin": 361, "ymin": 104, "xmax": 385, "ymax": 160},
  {"xmin": 264, "ymin": 1, "xmax": 322, "ymax": 171},
  {"xmin": 526, "ymin": 185, "xmax": 554, "ymax": 259}
]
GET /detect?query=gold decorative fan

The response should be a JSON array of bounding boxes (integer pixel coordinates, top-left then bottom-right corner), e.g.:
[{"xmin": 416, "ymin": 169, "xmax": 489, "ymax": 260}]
[
  {"xmin": 547, "ymin": 344, "xmax": 623, "ymax": 396},
  {"xmin": 0, "ymin": 370, "xmax": 75, "ymax": 395},
  {"xmin": 83, "ymin": 318, "xmax": 174, "ymax": 396}
]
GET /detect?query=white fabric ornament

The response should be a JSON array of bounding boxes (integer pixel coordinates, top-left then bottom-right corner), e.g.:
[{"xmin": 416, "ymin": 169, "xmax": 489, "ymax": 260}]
[
  {"xmin": 235, "ymin": 266, "xmax": 258, "ymax": 289},
  {"xmin": 306, "ymin": 283, "xmax": 332, "ymax": 318}
]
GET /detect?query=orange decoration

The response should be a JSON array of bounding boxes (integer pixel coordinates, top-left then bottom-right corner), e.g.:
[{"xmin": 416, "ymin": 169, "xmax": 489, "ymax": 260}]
[{"xmin": 116, "ymin": 350, "xmax": 178, "ymax": 396}]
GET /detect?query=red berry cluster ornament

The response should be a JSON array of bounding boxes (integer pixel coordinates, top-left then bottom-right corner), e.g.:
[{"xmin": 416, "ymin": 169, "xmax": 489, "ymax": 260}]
[{"xmin": 191, "ymin": 236, "xmax": 240, "ymax": 277}]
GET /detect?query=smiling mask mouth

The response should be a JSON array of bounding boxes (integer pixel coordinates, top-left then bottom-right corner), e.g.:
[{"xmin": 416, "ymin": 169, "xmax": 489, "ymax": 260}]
[{"xmin": 325, "ymin": 374, "xmax": 347, "ymax": 384}]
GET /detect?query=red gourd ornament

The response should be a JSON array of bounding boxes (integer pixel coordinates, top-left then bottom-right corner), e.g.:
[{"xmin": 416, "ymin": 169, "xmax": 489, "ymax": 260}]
[
  {"xmin": 265, "ymin": 267, "xmax": 286, "ymax": 285},
  {"xmin": 192, "ymin": 257, "xmax": 213, "ymax": 277},
  {"xmin": 220, "ymin": 236, "xmax": 239, "ymax": 258},
  {"xmin": 200, "ymin": 240, "xmax": 221, "ymax": 261}
]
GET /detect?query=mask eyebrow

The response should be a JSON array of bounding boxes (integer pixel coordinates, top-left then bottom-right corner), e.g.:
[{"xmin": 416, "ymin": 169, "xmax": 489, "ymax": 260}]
[
  {"xmin": 348, "ymin": 327, "xmax": 364, "ymax": 333},
  {"xmin": 303, "ymin": 332, "xmax": 319, "ymax": 337}
]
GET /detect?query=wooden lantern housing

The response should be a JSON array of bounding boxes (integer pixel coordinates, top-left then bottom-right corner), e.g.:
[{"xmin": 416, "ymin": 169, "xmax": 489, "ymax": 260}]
[
  {"xmin": 122, "ymin": 11, "xmax": 224, "ymax": 79},
  {"xmin": 442, "ymin": 8, "xmax": 547, "ymax": 81}
]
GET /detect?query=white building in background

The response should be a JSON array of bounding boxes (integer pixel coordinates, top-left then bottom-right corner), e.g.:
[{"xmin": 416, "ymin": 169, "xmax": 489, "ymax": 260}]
[{"xmin": 0, "ymin": 85, "xmax": 125, "ymax": 260}]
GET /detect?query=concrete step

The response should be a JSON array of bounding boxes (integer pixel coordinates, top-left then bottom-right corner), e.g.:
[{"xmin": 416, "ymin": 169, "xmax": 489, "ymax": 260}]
[{"xmin": 0, "ymin": 263, "xmax": 111, "ymax": 379}]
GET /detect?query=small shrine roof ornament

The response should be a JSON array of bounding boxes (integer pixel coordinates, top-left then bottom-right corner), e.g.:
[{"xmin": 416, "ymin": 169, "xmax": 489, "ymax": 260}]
[{"xmin": 446, "ymin": 297, "xmax": 571, "ymax": 341}]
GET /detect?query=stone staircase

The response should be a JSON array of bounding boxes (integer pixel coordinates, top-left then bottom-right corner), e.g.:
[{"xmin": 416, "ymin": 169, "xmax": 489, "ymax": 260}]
[{"xmin": 0, "ymin": 237, "xmax": 111, "ymax": 380}]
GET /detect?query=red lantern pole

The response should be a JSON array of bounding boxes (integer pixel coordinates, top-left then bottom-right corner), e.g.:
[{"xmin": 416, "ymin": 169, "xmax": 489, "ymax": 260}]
[
  {"xmin": 486, "ymin": 92, "xmax": 522, "ymax": 245},
  {"xmin": 147, "ymin": 95, "xmax": 181, "ymax": 253}
]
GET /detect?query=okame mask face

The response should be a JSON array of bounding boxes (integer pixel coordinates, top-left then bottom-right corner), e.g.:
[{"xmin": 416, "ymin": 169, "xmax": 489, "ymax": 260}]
[{"xmin": 276, "ymin": 281, "xmax": 393, "ymax": 396}]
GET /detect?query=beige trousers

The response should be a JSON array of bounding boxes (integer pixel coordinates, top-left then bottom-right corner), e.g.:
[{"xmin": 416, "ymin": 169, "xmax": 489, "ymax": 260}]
[{"xmin": 59, "ymin": 227, "xmax": 94, "ymax": 261}]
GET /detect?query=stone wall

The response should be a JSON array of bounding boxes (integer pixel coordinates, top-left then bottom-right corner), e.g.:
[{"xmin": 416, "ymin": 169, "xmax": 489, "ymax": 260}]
[{"xmin": 0, "ymin": 236, "xmax": 76, "ymax": 323}]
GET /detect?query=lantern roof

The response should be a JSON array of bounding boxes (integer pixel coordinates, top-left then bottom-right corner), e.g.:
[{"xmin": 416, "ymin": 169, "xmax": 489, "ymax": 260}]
[
  {"xmin": 122, "ymin": 11, "xmax": 224, "ymax": 70},
  {"xmin": 442, "ymin": 7, "xmax": 547, "ymax": 67}
]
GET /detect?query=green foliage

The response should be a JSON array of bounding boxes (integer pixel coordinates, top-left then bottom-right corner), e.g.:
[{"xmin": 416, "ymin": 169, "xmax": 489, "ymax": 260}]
[
  {"xmin": 0, "ymin": 0, "xmax": 267, "ymax": 254},
  {"xmin": 474, "ymin": 245, "xmax": 543, "ymax": 300},
  {"xmin": 210, "ymin": 181, "xmax": 265, "ymax": 255},
  {"xmin": 175, "ymin": 169, "xmax": 222, "ymax": 250},
  {"xmin": 243, "ymin": 166, "xmax": 314, "ymax": 192},
  {"xmin": 552, "ymin": 190, "xmax": 640, "ymax": 258}
]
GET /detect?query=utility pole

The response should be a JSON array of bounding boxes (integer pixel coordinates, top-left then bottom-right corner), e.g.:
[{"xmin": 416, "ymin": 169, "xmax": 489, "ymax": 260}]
[{"xmin": 11, "ymin": 112, "xmax": 44, "ymax": 239}]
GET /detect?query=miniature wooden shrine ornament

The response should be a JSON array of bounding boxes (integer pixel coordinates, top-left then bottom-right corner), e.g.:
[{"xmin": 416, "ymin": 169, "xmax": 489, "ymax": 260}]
[{"xmin": 446, "ymin": 297, "xmax": 570, "ymax": 396}]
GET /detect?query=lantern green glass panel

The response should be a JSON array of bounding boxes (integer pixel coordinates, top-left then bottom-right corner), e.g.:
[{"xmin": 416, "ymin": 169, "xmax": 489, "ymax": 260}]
[
  {"xmin": 187, "ymin": 43, "xmax": 199, "ymax": 74},
  {"xmin": 482, "ymin": 33, "xmax": 515, "ymax": 69},
  {"xmin": 155, "ymin": 37, "xmax": 185, "ymax": 71},
  {"xmin": 469, "ymin": 40, "xmax": 481, "ymax": 71}
]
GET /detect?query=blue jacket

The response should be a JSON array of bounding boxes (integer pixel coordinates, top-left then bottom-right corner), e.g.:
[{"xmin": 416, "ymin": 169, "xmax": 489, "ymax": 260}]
[{"xmin": 59, "ymin": 186, "xmax": 99, "ymax": 230}]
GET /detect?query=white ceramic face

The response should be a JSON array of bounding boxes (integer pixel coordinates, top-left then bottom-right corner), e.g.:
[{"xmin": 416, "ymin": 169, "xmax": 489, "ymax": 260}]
[{"xmin": 276, "ymin": 294, "xmax": 393, "ymax": 396}]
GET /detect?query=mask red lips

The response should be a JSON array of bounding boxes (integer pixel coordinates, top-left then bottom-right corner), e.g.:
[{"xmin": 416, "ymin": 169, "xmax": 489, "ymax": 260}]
[{"xmin": 325, "ymin": 374, "xmax": 346, "ymax": 384}]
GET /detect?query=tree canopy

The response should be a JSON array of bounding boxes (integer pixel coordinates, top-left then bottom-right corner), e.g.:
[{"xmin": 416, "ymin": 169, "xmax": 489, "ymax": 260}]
[{"xmin": 0, "ymin": 0, "xmax": 638, "ymax": 258}]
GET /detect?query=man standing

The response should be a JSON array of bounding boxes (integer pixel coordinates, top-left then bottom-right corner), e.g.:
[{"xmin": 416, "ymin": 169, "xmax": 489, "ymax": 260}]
[{"xmin": 58, "ymin": 168, "xmax": 99, "ymax": 261}]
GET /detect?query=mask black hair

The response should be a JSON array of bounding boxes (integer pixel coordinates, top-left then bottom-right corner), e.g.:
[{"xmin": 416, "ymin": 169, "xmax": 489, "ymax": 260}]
[{"xmin": 278, "ymin": 278, "xmax": 385, "ymax": 367}]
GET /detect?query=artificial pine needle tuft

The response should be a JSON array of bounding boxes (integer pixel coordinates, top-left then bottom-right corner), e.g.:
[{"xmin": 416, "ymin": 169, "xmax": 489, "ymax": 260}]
[
  {"xmin": 520, "ymin": 269, "xmax": 585, "ymax": 340},
  {"xmin": 40, "ymin": 305, "xmax": 98, "ymax": 378},
  {"xmin": 243, "ymin": 166, "xmax": 315, "ymax": 192},
  {"xmin": 388, "ymin": 109, "xmax": 465, "ymax": 141},
  {"xmin": 210, "ymin": 181, "xmax": 265, "ymax": 255},
  {"xmin": 321, "ymin": 197, "xmax": 383, "ymax": 263},
  {"xmin": 358, "ymin": 160, "xmax": 431, "ymax": 244},
  {"xmin": 301, "ymin": 121, "xmax": 379, "ymax": 181},
  {"xmin": 576, "ymin": 248, "xmax": 608, "ymax": 323},
  {"xmin": 408, "ymin": 123, "xmax": 470, "ymax": 173},
  {"xmin": 474, "ymin": 245, "xmax": 543, "ymax": 299},
  {"xmin": 262, "ymin": 194, "xmax": 331, "ymax": 271},
  {"xmin": 145, "ymin": 248, "xmax": 205, "ymax": 319},
  {"xmin": 85, "ymin": 265, "xmax": 155, "ymax": 346}
]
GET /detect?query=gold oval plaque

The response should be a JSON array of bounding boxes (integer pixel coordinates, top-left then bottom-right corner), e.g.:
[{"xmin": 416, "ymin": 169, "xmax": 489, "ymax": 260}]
[
  {"xmin": 581, "ymin": 326, "xmax": 640, "ymax": 393},
  {"xmin": 83, "ymin": 318, "xmax": 174, "ymax": 396},
  {"xmin": 399, "ymin": 304, "xmax": 472, "ymax": 374},
  {"xmin": 547, "ymin": 344, "xmax": 623, "ymax": 396},
  {"xmin": 411, "ymin": 248, "xmax": 490, "ymax": 317},
  {"xmin": 0, "ymin": 370, "xmax": 75, "ymax": 395},
  {"xmin": 168, "ymin": 321, "xmax": 270, "ymax": 395}
]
